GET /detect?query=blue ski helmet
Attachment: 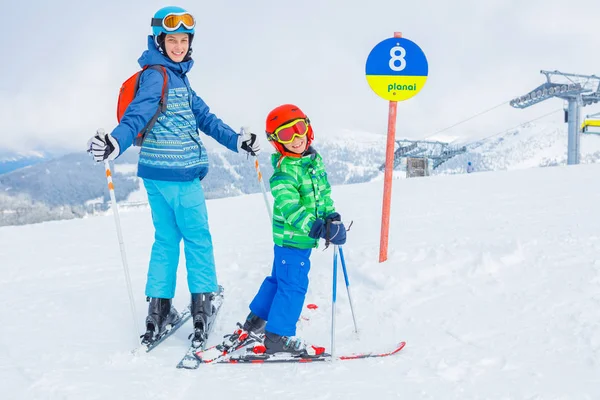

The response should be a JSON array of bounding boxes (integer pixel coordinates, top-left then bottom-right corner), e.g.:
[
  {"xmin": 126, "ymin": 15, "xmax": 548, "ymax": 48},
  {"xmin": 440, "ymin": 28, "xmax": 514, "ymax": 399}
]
[{"xmin": 151, "ymin": 6, "xmax": 196, "ymax": 37}]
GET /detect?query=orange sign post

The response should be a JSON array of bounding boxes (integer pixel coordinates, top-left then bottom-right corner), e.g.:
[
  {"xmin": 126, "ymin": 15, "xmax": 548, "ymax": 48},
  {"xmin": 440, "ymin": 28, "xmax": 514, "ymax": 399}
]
[
  {"xmin": 379, "ymin": 32, "xmax": 401, "ymax": 262},
  {"xmin": 365, "ymin": 32, "xmax": 428, "ymax": 262}
]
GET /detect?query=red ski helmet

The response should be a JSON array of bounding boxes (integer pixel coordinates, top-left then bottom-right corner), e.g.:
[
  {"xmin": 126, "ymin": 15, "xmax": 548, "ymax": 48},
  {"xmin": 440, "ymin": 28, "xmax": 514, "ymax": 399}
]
[{"xmin": 265, "ymin": 104, "xmax": 314, "ymax": 157}]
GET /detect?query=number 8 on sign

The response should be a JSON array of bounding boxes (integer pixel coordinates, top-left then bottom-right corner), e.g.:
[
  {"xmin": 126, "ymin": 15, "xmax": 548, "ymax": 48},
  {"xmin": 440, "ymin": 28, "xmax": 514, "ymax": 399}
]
[
  {"xmin": 366, "ymin": 37, "xmax": 428, "ymax": 102},
  {"xmin": 389, "ymin": 46, "xmax": 406, "ymax": 72}
]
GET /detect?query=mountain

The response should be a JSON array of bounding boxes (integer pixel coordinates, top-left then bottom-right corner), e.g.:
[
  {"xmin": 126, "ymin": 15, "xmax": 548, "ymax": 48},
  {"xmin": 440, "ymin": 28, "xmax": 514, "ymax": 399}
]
[
  {"xmin": 436, "ymin": 121, "xmax": 600, "ymax": 173},
  {"xmin": 0, "ymin": 137, "xmax": 386, "ymax": 226},
  {"xmin": 0, "ymin": 150, "xmax": 51, "ymax": 175},
  {"xmin": 0, "ymin": 123, "xmax": 599, "ymax": 226},
  {"xmin": 0, "ymin": 150, "xmax": 142, "ymax": 226},
  {"xmin": 2, "ymin": 161, "xmax": 599, "ymax": 399}
]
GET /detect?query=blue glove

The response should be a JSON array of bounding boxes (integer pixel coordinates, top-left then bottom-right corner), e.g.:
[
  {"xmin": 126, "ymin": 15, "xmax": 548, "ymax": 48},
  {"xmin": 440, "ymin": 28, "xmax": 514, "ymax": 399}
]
[{"xmin": 308, "ymin": 213, "xmax": 346, "ymax": 245}]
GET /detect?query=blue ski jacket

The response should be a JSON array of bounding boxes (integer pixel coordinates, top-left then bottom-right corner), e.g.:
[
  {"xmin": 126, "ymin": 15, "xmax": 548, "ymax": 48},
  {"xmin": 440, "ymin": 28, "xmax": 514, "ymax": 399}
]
[{"xmin": 110, "ymin": 36, "xmax": 239, "ymax": 181}]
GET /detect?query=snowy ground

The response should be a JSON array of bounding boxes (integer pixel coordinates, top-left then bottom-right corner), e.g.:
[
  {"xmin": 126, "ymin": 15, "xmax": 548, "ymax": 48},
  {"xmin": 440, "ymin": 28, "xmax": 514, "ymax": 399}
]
[{"xmin": 1, "ymin": 163, "xmax": 600, "ymax": 399}]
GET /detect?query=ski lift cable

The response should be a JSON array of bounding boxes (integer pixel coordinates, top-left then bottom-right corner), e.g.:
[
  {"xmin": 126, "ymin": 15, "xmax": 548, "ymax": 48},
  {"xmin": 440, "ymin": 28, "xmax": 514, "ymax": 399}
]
[
  {"xmin": 423, "ymin": 100, "xmax": 511, "ymax": 140},
  {"xmin": 467, "ymin": 108, "xmax": 563, "ymax": 149}
]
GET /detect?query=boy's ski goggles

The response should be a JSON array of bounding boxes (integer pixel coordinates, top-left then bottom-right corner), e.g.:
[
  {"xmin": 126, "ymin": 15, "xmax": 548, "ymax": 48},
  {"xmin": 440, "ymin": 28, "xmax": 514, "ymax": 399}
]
[
  {"xmin": 151, "ymin": 12, "xmax": 196, "ymax": 32},
  {"xmin": 269, "ymin": 119, "xmax": 309, "ymax": 144}
]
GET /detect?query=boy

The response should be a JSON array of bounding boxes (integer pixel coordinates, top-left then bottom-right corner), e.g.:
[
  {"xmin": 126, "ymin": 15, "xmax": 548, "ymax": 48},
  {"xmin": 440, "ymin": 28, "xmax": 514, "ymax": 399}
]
[
  {"xmin": 87, "ymin": 6, "xmax": 260, "ymax": 346},
  {"xmin": 219, "ymin": 104, "xmax": 347, "ymax": 357}
]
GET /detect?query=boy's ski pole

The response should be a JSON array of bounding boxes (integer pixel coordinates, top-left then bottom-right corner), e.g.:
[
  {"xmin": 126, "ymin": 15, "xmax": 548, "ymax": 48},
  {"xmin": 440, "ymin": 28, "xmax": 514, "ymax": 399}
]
[
  {"xmin": 97, "ymin": 131, "xmax": 141, "ymax": 349},
  {"xmin": 337, "ymin": 245, "xmax": 359, "ymax": 334},
  {"xmin": 331, "ymin": 245, "xmax": 339, "ymax": 360}
]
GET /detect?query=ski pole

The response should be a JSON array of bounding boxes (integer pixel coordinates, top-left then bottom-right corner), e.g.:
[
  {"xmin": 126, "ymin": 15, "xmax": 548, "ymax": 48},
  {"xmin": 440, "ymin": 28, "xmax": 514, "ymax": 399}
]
[
  {"xmin": 337, "ymin": 245, "xmax": 359, "ymax": 334},
  {"xmin": 253, "ymin": 157, "xmax": 273, "ymax": 222},
  {"xmin": 331, "ymin": 245, "xmax": 339, "ymax": 360},
  {"xmin": 99, "ymin": 139, "xmax": 141, "ymax": 350},
  {"xmin": 241, "ymin": 127, "xmax": 272, "ymax": 222}
]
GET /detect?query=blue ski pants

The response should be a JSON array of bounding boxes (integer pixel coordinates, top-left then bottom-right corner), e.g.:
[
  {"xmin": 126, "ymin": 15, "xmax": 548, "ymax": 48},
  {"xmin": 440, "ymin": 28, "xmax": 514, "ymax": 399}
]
[
  {"xmin": 143, "ymin": 178, "xmax": 218, "ymax": 298},
  {"xmin": 249, "ymin": 245, "xmax": 312, "ymax": 337}
]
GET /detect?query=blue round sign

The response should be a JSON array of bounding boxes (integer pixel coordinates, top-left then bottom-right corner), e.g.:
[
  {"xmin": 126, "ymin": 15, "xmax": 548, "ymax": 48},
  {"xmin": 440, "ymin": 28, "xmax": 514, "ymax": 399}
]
[{"xmin": 365, "ymin": 37, "xmax": 428, "ymax": 101}]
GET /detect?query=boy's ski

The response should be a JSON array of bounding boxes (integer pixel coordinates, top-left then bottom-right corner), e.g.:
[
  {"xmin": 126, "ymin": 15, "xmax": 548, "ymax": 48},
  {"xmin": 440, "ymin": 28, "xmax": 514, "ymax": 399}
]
[
  {"xmin": 192, "ymin": 331, "xmax": 263, "ymax": 364},
  {"xmin": 186, "ymin": 302, "xmax": 318, "ymax": 366},
  {"xmin": 217, "ymin": 341, "xmax": 406, "ymax": 364},
  {"xmin": 142, "ymin": 309, "xmax": 192, "ymax": 353},
  {"xmin": 176, "ymin": 288, "xmax": 225, "ymax": 369}
]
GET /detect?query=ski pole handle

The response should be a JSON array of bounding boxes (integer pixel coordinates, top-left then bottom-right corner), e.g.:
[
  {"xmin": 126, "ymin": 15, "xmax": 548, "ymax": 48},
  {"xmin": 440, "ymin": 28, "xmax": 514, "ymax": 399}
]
[
  {"xmin": 240, "ymin": 126, "xmax": 252, "ymax": 141},
  {"xmin": 241, "ymin": 127, "xmax": 273, "ymax": 222}
]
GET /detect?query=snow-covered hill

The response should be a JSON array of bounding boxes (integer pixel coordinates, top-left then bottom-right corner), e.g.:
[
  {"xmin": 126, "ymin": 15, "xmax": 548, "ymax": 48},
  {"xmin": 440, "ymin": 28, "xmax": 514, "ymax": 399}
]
[
  {"xmin": 1, "ymin": 162, "xmax": 599, "ymax": 399},
  {"xmin": 435, "ymin": 121, "xmax": 600, "ymax": 173}
]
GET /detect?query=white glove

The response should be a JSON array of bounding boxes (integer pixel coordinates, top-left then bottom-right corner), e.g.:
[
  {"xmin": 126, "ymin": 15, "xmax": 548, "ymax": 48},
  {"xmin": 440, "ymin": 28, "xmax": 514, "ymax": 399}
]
[
  {"xmin": 237, "ymin": 127, "xmax": 261, "ymax": 156},
  {"xmin": 87, "ymin": 129, "xmax": 120, "ymax": 163}
]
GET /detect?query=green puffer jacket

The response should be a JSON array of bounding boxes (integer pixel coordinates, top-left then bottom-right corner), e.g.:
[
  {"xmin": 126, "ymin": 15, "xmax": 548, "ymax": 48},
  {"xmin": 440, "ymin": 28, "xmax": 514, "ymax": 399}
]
[{"xmin": 269, "ymin": 147, "xmax": 336, "ymax": 249}]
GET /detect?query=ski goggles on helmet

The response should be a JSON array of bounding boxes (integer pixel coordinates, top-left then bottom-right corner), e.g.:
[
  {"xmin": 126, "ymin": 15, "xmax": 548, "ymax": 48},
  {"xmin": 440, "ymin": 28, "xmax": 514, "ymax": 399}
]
[
  {"xmin": 269, "ymin": 118, "xmax": 309, "ymax": 144},
  {"xmin": 151, "ymin": 12, "xmax": 196, "ymax": 32}
]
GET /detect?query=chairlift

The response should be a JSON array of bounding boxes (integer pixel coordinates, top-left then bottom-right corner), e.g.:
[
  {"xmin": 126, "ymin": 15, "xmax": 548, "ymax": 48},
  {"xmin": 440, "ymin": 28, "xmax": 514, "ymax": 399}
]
[{"xmin": 581, "ymin": 118, "xmax": 600, "ymax": 134}]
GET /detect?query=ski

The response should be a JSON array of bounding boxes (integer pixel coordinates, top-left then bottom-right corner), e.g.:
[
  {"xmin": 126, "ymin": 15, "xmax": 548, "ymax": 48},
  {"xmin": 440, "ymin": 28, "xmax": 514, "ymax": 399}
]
[
  {"xmin": 142, "ymin": 309, "xmax": 192, "ymax": 353},
  {"xmin": 217, "ymin": 341, "xmax": 406, "ymax": 364},
  {"xmin": 192, "ymin": 331, "xmax": 263, "ymax": 364},
  {"xmin": 183, "ymin": 302, "xmax": 324, "ymax": 366},
  {"xmin": 176, "ymin": 287, "xmax": 225, "ymax": 369}
]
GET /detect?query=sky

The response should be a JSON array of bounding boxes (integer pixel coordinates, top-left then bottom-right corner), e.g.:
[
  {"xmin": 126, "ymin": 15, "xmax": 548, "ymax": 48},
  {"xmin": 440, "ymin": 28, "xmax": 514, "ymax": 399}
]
[{"xmin": 2, "ymin": 0, "xmax": 600, "ymax": 152}]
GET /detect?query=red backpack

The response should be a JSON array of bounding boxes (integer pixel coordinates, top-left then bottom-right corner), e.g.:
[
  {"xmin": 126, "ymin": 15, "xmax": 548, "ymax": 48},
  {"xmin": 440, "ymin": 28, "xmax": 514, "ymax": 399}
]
[{"xmin": 117, "ymin": 65, "xmax": 169, "ymax": 146}]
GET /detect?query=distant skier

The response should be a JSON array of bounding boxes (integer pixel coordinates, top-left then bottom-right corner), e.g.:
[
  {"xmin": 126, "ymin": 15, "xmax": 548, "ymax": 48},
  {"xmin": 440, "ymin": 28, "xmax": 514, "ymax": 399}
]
[
  {"xmin": 467, "ymin": 161, "xmax": 474, "ymax": 173},
  {"xmin": 86, "ymin": 6, "xmax": 260, "ymax": 347},
  {"xmin": 218, "ymin": 104, "xmax": 348, "ymax": 358}
]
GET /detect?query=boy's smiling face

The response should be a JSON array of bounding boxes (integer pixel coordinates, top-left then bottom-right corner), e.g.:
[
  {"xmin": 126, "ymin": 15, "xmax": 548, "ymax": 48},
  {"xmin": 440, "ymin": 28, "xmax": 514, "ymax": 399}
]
[
  {"xmin": 283, "ymin": 135, "xmax": 307, "ymax": 154},
  {"xmin": 164, "ymin": 33, "xmax": 189, "ymax": 62}
]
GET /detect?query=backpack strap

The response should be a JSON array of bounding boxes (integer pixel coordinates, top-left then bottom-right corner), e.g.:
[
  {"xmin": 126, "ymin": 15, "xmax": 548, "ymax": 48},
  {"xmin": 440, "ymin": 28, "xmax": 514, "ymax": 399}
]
[
  {"xmin": 146, "ymin": 65, "xmax": 168, "ymax": 113},
  {"xmin": 134, "ymin": 65, "xmax": 169, "ymax": 146}
]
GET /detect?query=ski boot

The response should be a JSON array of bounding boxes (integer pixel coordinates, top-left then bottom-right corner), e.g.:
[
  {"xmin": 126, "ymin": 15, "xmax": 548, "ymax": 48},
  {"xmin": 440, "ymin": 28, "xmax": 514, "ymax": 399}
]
[
  {"xmin": 243, "ymin": 311, "xmax": 267, "ymax": 335},
  {"xmin": 141, "ymin": 297, "xmax": 181, "ymax": 345},
  {"xmin": 262, "ymin": 330, "xmax": 325, "ymax": 358},
  {"xmin": 222, "ymin": 312, "xmax": 267, "ymax": 352},
  {"xmin": 189, "ymin": 292, "xmax": 216, "ymax": 348}
]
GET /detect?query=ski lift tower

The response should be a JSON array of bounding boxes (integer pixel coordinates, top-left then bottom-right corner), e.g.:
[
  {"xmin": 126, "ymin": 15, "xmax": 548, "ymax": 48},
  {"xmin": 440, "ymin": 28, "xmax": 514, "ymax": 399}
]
[{"xmin": 510, "ymin": 70, "xmax": 600, "ymax": 165}]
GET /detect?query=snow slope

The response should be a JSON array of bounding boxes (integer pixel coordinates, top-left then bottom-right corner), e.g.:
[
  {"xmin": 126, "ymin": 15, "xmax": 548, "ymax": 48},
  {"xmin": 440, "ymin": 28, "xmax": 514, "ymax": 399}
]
[{"xmin": 1, "ymin": 163, "xmax": 600, "ymax": 399}]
